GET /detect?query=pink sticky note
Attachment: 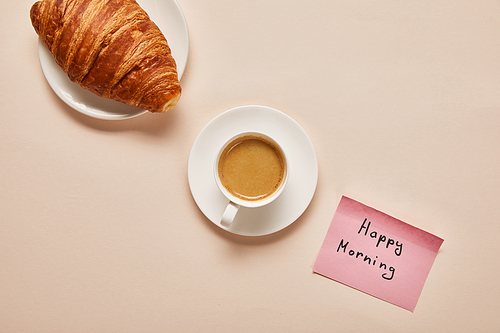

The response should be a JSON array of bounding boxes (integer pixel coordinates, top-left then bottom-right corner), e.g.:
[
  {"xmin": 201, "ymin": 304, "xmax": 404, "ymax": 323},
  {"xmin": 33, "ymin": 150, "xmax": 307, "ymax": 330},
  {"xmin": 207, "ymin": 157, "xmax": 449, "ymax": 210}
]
[{"xmin": 313, "ymin": 196, "xmax": 443, "ymax": 312}]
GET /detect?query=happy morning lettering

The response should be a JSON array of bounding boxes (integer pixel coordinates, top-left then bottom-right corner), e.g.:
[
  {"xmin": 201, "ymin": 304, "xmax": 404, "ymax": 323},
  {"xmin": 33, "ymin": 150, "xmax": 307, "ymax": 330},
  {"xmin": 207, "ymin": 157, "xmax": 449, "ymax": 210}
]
[{"xmin": 336, "ymin": 218, "xmax": 403, "ymax": 280}]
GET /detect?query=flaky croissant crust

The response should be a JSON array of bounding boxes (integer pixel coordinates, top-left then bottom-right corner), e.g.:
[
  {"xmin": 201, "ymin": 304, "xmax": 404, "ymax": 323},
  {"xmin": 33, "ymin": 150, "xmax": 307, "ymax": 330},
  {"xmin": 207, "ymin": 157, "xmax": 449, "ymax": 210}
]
[{"xmin": 30, "ymin": 0, "xmax": 181, "ymax": 113}]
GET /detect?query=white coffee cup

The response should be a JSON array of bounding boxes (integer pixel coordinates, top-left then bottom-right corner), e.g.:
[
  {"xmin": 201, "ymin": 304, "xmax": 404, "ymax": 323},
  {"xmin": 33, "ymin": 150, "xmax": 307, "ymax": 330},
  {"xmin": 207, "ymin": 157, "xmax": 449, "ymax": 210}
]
[{"xmin": 214, "ymin": 131, "xmax": 289, "ymax": 227}]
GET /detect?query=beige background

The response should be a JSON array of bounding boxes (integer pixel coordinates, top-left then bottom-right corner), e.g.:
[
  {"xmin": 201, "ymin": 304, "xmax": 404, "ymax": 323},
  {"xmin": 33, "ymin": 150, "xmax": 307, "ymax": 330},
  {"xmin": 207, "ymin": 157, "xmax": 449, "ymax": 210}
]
[{"xmin": 1, "ymin": 0, "xmax": 500, "ymax": 332}]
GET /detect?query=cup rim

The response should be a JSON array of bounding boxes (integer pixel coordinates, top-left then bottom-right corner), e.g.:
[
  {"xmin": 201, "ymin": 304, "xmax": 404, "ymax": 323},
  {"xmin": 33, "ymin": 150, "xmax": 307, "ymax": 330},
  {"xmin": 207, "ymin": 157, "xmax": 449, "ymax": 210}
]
[{"xmin": 213, "ymin": 131, "xmax": 288, "ymax": 208}]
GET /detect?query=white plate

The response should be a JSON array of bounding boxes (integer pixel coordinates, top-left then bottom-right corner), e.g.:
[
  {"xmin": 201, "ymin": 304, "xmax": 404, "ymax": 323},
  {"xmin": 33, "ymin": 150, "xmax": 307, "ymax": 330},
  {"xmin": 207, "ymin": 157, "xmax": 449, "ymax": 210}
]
[
  {"xmin": 188, "ymin": 105, "xmax": 319, "ymax": 236},
  {"xmin": 37, "ymin": 0, "xmax": 189, "ymax": 120}
]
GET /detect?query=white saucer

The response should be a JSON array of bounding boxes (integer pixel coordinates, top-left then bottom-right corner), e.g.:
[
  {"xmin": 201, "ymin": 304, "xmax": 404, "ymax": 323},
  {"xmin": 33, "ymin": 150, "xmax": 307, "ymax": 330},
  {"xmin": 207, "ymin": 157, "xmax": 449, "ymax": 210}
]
[
  {"xmin": 37, "ymin": 0, "xmax": 189, "ymax": 120},
  {"xmin": 188, "ymin": 105, "xmax": 318, "ymax": 236}
]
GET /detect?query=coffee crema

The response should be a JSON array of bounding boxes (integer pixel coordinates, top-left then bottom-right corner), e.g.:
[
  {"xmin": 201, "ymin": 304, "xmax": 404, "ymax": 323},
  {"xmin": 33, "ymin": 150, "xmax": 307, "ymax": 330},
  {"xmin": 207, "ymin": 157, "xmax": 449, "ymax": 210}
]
[{"xmin": 218, "ymin": 135, "xmax": 286, "ymax": 201}]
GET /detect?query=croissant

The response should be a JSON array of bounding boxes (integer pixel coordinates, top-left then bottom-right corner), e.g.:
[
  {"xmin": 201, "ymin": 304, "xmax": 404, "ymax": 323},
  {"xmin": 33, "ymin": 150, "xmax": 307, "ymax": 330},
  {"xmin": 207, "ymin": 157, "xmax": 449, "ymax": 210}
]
[{"xmin": 30, "ymin": 0, "xmax": 181, "ymax": 113}]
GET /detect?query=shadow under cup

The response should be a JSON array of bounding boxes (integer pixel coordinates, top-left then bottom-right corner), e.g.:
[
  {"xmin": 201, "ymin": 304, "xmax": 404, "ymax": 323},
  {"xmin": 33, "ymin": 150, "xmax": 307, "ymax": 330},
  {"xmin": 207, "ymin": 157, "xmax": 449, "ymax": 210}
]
[{"xmin": 214, "ymin": 132, "xmax": 289, "ymax": 226}]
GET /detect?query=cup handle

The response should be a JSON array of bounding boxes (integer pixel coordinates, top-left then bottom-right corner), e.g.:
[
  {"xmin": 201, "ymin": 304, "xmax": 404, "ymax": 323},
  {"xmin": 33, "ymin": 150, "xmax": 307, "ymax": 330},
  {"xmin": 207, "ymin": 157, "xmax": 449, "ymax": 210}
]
[{"xmin": 220, "ymin": 202, "xmax": 240, "ymax": 227}]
